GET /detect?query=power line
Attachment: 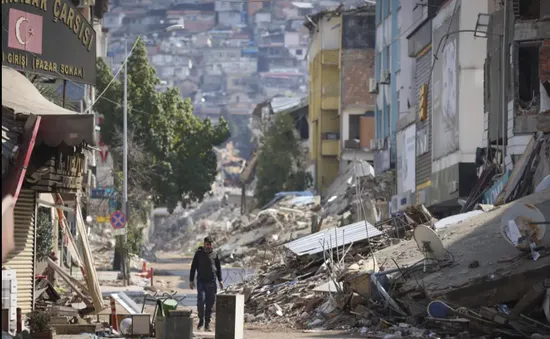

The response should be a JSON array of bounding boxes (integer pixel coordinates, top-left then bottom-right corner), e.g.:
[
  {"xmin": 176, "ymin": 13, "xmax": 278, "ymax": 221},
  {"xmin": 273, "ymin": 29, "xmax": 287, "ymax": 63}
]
[{"xmin": 84, "ymin": 37, "xmax": 140, "ymax": 114}]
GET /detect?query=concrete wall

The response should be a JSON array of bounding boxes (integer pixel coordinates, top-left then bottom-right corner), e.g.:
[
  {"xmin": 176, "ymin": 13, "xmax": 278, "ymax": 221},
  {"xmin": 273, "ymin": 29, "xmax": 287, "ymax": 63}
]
[{"xmin": 431, "ymin": 0, "xmax": 487, "ymax": 172}]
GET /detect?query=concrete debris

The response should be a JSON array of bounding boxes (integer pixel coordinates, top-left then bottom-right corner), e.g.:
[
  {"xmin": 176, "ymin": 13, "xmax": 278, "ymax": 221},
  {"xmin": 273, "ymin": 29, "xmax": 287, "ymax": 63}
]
[
  {"xmin": 223, "ymin": 189, "xmax": 550, "ymax": 337},
  {"xmin": 322, "ymin": 161, "xmax": 395, "ymax": 225}
]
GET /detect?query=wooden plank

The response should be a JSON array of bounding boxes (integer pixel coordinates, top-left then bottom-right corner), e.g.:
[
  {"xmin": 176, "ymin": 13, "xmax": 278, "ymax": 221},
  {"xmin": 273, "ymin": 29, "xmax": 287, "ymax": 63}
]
[
  {"xmin": 46, "ymin": 258, "xmax": 92, "ymax": 308},
  {"xmin": 494, "ymin": 135, "xmax": 536, "ymax": 205},
  {"xmin": 74, "ymin": 197, "xmax": 105, "ymax": 313}
]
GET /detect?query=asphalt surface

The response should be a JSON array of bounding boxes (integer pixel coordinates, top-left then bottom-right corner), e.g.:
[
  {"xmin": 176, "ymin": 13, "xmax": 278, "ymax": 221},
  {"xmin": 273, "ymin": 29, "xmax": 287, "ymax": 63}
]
[{"xmin": 101, "ymin": 254, "xmax": 254, "ymax": 308}]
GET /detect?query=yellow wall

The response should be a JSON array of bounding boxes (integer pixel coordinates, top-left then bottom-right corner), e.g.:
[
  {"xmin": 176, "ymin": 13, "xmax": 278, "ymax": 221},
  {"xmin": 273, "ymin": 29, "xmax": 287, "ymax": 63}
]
[{"xmin": 307, "ymin": 17, "xmax": 341, "ymax": 196}]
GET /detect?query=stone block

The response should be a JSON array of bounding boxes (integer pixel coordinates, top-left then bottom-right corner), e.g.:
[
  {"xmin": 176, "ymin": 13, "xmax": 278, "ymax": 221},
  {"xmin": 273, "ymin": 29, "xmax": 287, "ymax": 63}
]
[{"xmin": 215, "ymin": 294, "xmax": 244, "ymax": 339}]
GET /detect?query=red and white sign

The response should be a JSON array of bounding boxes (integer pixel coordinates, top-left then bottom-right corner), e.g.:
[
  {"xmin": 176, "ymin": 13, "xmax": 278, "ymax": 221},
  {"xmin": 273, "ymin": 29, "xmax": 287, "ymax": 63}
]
[{"xmin": 7, "ymin": 8, "xmax": 43, "ymax": 55}]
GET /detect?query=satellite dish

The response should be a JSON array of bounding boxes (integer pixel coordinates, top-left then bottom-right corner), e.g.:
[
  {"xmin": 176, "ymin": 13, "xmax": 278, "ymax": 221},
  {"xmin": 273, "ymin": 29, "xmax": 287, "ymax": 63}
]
[
  {"xmin": 500, "ymin": 204, "xmax": 547, "ymax": 251},
  {"xmin": 413, "ymin": 225, "xmax": 446, "ymax": 261}
]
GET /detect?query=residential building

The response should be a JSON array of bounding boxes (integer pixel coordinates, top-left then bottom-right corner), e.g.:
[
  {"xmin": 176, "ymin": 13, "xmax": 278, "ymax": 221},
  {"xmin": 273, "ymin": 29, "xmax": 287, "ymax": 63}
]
[
  {"xmin": 339, "ymin": 11, "xmax": 377, "ymax": 168},
  {"xmin": 387, "ymin": 0, "xmax": 492, "ymax": 215},
  {"xmin": 218, "ymin": 11, "xmax": 244, "ymax": 27},
  {"xmin": 484, "ymin": 1, "xmax": 550, "ymax": 172},
  {"xmin": 374, "ymin": 0, "xmax": 402, "ymax": 176},
  {"xmin": 479, "ymin": 0, "xmax": 550, "ymax": 204},
  {"xmin": 216, "ymin": 0, "xmax": 245, "ymax": 12},
  {"xmin": 427, "ymin": 0, "xmax": 489, "ymax": 214},
  {"xmin": 306, "ymin": 5, "xmax": 377, "ymax": 196},
  {"xmin": 181, "ymin": 10, "xmax": 216, "ymax": 32}
]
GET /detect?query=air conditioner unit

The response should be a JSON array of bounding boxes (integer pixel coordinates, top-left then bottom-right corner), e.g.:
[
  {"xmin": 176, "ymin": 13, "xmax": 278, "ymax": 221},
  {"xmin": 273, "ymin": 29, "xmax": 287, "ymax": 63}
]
[
  {"xmin": 368, "ymin": 78, "xmax": 378, "ymax": 94},
  {"xmin": 379, "ymin": 71, "xmax": 391, "ymax": 85},
  {"xmin": 377, "ymin": 138, "xmax": 385, "ymax": 150}
]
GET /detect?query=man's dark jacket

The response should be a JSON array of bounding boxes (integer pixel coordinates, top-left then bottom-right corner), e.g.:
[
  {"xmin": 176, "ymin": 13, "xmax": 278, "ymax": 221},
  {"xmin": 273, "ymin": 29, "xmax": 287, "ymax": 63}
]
[{"xmin": 190, "ymin": 247, "xmax": 222, "ymax": 283}]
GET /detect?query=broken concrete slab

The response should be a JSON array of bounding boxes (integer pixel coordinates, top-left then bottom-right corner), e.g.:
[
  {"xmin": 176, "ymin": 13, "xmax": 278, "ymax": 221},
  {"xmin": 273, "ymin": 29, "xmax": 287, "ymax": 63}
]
[{"xmin": 374, "ymin": 189, "xmax": 550, "ymax": 308}]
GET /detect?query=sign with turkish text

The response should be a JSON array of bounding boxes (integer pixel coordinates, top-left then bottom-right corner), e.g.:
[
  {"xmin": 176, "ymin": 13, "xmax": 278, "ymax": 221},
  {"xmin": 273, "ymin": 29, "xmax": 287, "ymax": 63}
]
[
  {"xmin": 2, "ymin": 0, "xmax": 97, "ymax": 85},
  {"xmin": 96, "ymin": 216, "xmax": 109, "ymax": 223}
]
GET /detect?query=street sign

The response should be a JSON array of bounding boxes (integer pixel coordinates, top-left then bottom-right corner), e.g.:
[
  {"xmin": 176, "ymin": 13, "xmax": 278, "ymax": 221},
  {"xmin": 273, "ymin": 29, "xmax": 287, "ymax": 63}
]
[
  {"xmin": 113, "ymin": 228, "xmax": 126, "ymax": 236},
  {"xmin": 110, "ymin": 210, "xmax": 127, "ymax": 229},
  {"xmin": 91, "ymin": 188, "xmax": 116, "ymax": 199},
  {"xmin": 96, "ymin": 216, "xmax": 110, "ymax": 223}
]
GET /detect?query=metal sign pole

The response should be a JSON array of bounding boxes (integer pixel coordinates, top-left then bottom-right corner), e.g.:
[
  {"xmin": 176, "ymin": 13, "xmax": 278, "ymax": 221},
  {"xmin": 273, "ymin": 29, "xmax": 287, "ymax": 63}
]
[{"xmin": 122, "ymin": 34, "xmax": 129, "ymax": 286}]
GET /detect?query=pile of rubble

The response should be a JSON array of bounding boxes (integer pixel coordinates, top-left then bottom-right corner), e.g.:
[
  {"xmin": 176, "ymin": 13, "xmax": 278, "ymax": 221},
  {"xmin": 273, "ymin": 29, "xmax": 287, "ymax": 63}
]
[
  {"xmin": 212, "ymin": 196, "xmax": 336, "ymax": 266},
  {"xmin": 224, "ymin": 188, "xmax": 550, "ymax": 338}
]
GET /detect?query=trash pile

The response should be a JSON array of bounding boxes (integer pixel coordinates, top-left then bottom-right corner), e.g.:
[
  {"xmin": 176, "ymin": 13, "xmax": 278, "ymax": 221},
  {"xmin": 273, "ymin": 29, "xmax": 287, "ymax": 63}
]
[{"xmin": 224, "ymin": 188, "xmax": 550, "ymax": 338}]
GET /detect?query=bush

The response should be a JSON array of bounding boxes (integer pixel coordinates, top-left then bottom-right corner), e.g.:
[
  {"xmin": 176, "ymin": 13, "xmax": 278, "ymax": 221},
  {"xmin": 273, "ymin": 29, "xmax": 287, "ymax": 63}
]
[
  {"xmin": 26, "ymin": 310, "xmax": 51, "ymax": 333},
  {"xmin": 35, "ymin": 208, "xmax": 53, "ymax": 262}
]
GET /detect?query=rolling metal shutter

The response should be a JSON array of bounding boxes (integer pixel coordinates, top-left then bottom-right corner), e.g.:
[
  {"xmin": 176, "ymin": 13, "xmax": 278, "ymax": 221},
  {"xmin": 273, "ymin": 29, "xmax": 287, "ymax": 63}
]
[
  {"xmin": 415, "ymin": 48, "xmax": 433, "ymax": 186},
  {"xmin": 3, "ymin": 189, "xmax": 36, "ymax": 316}
]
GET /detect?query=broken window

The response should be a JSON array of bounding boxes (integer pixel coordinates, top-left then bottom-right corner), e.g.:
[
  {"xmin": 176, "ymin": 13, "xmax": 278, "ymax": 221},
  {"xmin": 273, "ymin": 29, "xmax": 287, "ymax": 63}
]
[
  {"xmin": 517, "ymin": 45, "xmax": 540, "ymax": 114},
  {"xmin": 515, "ymin": 0, "xmax": 550, "ymax": 20},
  {"xmin": 349, "ymin": 115, "xmax": 361, "ymax": 140}
]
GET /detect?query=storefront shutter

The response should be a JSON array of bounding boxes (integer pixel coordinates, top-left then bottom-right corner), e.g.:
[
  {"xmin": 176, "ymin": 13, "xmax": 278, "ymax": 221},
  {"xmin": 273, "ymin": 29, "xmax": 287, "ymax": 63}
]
[{"xmin": 3, "ymin": 189, "xmax": 36, "ymax": 316}]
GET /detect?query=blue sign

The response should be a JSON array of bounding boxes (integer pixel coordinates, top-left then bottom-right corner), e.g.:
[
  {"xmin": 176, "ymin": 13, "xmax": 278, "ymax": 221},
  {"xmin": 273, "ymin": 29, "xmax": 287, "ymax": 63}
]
[
  {"xmin": 483, "ymin": 171, "xmax": 510, "ymax": 205},
  {"xmin": 91, "ymin": 188, "xmax": 116, "ymax": 199},
  {"xmin": 110, "ymin": 211, "xmax": 127, "ymax": 229},
  {"xmin": 109, "ymin": 199, "xmax": 118, "ymax": 213}
]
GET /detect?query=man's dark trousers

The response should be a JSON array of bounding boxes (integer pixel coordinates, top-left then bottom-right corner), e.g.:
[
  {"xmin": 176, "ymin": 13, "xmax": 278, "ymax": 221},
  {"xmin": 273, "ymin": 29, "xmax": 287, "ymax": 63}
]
[{"xmin": 197, "ymin": 280, "xmax": 217, "ymax": 324}]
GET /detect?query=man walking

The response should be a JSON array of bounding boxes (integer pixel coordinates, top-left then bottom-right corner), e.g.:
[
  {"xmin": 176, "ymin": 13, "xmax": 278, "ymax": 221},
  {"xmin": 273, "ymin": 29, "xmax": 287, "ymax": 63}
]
[{"xmin": 189, "ymin": 237, "xmax": 223, "ymax": 331}]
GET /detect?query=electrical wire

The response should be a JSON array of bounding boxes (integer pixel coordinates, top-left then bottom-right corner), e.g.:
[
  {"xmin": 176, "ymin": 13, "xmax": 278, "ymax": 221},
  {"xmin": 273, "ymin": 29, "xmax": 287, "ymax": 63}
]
[{"xmin": 84, "ymin": 37, "xmax": 140, "ymax": 114}]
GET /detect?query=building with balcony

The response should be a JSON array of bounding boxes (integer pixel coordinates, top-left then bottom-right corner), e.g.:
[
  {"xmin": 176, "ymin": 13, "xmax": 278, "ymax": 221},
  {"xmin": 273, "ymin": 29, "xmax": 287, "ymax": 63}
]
[
  {"xmin": 306, "ymin": 5, "xmax": 377, "ymax": 196},
  {"xmin": 339, "ymin": 11, "xmax": 376, "ymax": 169},
  {"xmin": 306, "ymin": 13, "xmax": 340, "ymax": 195}
]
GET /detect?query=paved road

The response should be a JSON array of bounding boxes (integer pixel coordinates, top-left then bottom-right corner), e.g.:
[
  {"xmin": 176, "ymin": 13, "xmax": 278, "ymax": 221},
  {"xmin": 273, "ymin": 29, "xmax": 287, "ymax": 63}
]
[
  {"xmin": 99, "ymin": 254, "xmax": 364, "ymax": 338},
  {"xmin": 101, "ymin": 254, "xmax": 254, "ymax": 308}
]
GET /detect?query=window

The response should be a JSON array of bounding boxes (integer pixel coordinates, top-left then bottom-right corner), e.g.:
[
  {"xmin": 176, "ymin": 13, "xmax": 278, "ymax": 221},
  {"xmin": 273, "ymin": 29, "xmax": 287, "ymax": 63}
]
[
  {"xmin": 296, "ymin": 49, "xmax": 303, "ymax": 56},
  {"xmin": 396, "ymin": 89, "xmax": 401, "ymax": 117},
  {"xmin": 518, "ymin": 45, "xmax": 540, "ymax": 105},
  {"xmin": 376, "ymin": 0, "xmax": 382, "ymax": 25},
  {"xmin": 376, "ymin": 52, "xmax": 381, "ymax": 80},
  {"xmin": 384, "ymin": 0, "xmax": 391, "ymax": 18},
  {"xmin": 349, "ymin": 115, "xmax": 361, "ymax": 140},
  {"xmin": 395, "ymin": 35, "xmax": 400, "ymax": 70},
  {"xmin": 385, "ymin": 45, "xmax": 390, "ymax": 72},
  {"xmin": 386, "ymin": 104, "xmax": 391, "ymax": 137}
]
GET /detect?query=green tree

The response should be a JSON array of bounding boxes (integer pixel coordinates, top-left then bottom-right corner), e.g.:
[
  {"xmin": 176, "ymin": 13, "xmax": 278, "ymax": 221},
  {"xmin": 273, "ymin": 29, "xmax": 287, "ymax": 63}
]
[
  {"xmin": 95, "ymin": 39, "xmax": 230, "ymax": 213},
  {"xmin": 255, "ymin": 114, "xmax": 312, "ymax": 206},
  {"xmin": 35, "ymin": 207, "xmax": 53, "ymax": 262}
]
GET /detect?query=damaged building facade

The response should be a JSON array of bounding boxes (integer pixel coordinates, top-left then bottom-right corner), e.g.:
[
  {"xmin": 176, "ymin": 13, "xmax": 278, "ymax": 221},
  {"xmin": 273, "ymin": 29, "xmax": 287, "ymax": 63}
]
[
  {"xmin": 483, "ymin": 0, "xmax": 550, "ymax": 185},
  {"xmin": 306, "ymin": 6, "xmax": 377, "ymax": 196},
  {"xmin": 378, "ymin": 0, "xmax": 495, "ymax": 216}
]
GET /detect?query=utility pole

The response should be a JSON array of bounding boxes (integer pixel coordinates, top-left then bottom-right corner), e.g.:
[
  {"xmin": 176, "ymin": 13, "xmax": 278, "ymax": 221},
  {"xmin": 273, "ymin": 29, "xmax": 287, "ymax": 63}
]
[
  {"xmin": 121, "ymin": 35, "xmax": 129, "ymax": 284},
  {"xmin": 501, "ymin": 0, "xmax": 509, "ymax": 171}
]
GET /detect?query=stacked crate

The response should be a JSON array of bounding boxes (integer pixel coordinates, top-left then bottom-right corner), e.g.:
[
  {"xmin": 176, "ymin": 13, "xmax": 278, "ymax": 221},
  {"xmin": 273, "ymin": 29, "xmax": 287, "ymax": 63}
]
[{"xmin": 2, "ymin": 270, "xmax": 17, "ymax": 333}]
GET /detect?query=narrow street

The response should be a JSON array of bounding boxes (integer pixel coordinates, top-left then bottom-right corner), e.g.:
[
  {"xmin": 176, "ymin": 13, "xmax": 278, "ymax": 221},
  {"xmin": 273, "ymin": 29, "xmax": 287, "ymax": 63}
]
[{"xmin": 101, "ymin": 252, "xmax": 364, "ymax": 339}]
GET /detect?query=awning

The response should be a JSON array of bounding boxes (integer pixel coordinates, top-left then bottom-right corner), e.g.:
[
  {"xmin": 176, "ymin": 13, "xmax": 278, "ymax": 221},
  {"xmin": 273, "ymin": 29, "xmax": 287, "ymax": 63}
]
[{"xmin": 2, "ymin": 67, "xmax": 96, "ymax": 147}]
